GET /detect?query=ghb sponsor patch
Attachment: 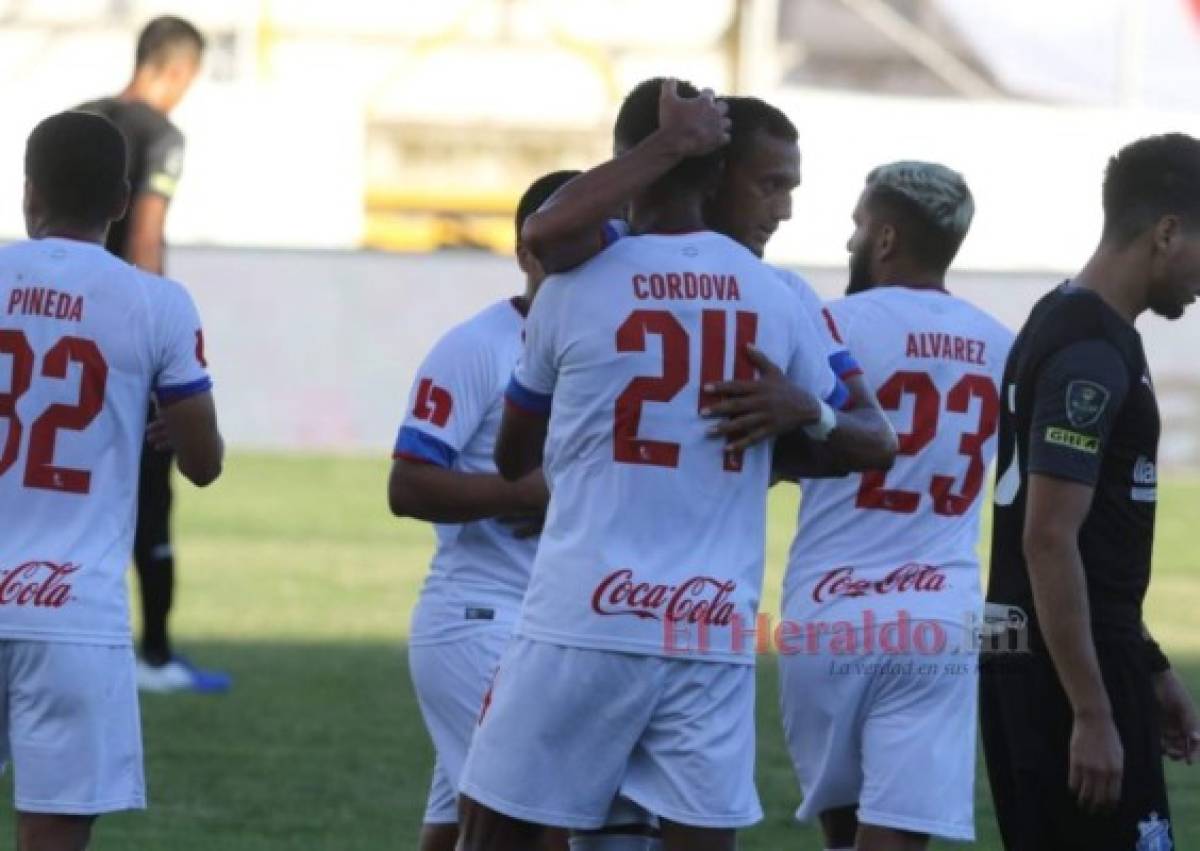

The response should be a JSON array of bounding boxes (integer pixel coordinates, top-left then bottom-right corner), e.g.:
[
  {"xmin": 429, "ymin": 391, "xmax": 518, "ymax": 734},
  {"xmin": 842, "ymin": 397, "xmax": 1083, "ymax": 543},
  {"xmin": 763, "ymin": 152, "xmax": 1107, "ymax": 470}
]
[
  {"xmin": 1044, "ymin": 426, "xmax": 1098, "ymax": 453},
  {"xmin": 1065, "ymin": 380, "xmax": 1109, "ymax": 427}
]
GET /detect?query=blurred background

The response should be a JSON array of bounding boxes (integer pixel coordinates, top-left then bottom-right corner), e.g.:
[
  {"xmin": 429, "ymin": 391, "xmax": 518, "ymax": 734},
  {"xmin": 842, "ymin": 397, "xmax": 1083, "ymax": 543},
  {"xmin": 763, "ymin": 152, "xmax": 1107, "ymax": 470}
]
[{"xmin": 1, "ymin": 0, "xmax": 1197, "ymax": 466}]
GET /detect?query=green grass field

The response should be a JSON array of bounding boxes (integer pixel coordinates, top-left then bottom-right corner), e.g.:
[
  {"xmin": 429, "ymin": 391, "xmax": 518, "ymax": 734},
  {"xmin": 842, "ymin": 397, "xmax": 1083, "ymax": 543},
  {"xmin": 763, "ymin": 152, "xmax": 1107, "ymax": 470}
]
[{"xmin": 1, "ymin": 453, "xmax": 1196, "ymax": 849}]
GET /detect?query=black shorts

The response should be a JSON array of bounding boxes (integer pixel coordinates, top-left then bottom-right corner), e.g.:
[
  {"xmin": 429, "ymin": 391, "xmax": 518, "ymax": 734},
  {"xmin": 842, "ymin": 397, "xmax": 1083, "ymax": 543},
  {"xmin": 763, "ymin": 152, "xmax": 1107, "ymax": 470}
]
[
  {"xmin": 979, "ymin": 639, "xmax": 1172, "ymax": 851},
  {"xmin": 134, "ymin": 444, "xmax": 174, "ymax": 562}
]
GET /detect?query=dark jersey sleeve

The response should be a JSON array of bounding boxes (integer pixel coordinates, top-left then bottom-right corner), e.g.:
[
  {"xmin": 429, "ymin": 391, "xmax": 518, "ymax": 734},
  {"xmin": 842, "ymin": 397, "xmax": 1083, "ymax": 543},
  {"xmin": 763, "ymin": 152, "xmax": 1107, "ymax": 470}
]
[
  {"xmin": 141, "ymin": 125, "xmax": 186, "ymax": 200},
  {"xmin": 1027, "ymin": 339, "xmax": 1130, "ymax": 486}
]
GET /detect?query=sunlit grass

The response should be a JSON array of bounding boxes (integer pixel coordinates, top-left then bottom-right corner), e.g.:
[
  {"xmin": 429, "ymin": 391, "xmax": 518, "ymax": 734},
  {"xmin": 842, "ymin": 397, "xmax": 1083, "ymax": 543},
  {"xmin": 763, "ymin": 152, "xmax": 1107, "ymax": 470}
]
[{"xmin": 0, "ymin": 455, "xmax": 1193, "ymax": 848}]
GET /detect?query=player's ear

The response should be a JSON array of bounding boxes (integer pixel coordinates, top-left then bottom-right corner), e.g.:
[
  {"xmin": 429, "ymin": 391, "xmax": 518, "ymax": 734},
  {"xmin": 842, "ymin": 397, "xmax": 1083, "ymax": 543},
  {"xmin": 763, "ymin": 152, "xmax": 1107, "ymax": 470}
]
[
  {"xmin": 1152, "ymin": 214, "xmax": 1180, "ymax": 254},
  {"xmin": 517, "ymin": 243, "xmax": 544, "ymax": 284},
  {"xmin": 877, "ymin": 223, "xmax": 898, "ymax": 261},
  {"xmin": 110, "ymin": 179, "xmax": 131, "ymax": 224},
  {"xmin": 22, "ymin": 179, "xmax": 41, "ymax": 236},
  {"xmin": 701, "ymin": 155, "xmax": 727, "ymax": 202}
]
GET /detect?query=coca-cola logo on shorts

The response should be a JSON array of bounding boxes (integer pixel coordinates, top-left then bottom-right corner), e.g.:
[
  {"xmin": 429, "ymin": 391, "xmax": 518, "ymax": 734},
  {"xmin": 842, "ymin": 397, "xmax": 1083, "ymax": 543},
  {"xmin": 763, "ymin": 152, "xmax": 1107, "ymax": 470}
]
[
  {"xmin": 0, "ymin": 561, "xmax": 78, "ymax": 608},
  {"xmin": 591, "ymin": 568, "xmax": 737, "ymax": 627},
  {"xmin": 812, "ymin": 563, "xmax": 946, "ymax": 603}
]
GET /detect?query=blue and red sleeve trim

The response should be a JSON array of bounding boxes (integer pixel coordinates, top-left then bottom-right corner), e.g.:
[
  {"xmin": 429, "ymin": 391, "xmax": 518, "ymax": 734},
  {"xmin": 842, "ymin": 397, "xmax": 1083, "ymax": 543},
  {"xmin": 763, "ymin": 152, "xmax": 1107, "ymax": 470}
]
[
  {"xmin": 393, "ymin": 426, "xmax": 457, "ymax": 468},
  {"xmin": 601, "ymin": 219, "xmax": 628, "ymax": 248},
  {"xmin": 825, "ymin": 378, "xmax": 851, "ymax": 412},
  {"xmin": 828, "ymin": 350, "xmax": 863, "ymax": 381},
  {"xmin": 504, "ymin": 376, "xmax": 552, "ymax": 417},
  {"xmin": 155, "ymin": 376, "xmax": 213, "ymax": 406}
]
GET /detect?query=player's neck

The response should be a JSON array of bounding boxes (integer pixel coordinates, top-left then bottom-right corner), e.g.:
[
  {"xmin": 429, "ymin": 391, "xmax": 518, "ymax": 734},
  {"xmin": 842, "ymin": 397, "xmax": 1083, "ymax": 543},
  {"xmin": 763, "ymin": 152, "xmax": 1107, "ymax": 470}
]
[
  {"xmin": 120, "ymin": 76, "xmax": 171, "ymax": 115},
  {"xmin": 628, "ymin": 197, "xmax": 707, "ymax": 237},
  {"xmin": 1074, "ymin": 247, "xmax": 1146, "ymax": 324},
  {"xmin": 30, "ymin": 222, "xmax": 107, "ymax": 246},
  {"xmin": 878, "ymin": 263, "xmax": 945, "ymax": 292}
]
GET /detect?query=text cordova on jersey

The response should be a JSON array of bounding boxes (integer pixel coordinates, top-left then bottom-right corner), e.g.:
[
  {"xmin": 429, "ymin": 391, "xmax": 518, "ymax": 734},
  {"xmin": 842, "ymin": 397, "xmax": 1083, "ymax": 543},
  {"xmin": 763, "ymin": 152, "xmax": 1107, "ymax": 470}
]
[{"xmin": 632, "ymin": 272, "xmax": 743, "ymax": 302}]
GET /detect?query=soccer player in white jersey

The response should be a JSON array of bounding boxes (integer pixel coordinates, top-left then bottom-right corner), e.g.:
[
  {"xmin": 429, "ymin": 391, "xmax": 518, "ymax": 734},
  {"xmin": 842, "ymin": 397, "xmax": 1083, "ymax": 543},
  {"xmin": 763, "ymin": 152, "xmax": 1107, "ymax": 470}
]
[
  {"xmin": 455, "ymin": 78, "xmax": 849, "ymax": 851},
  {"xmin": 718, "ymin": 162, "xmax": 1012, "ymax": 851},
  {"xmin": 522, "ymin": 85, "xmax": 896, "ymax": 473},
  {"xmin": 509, "ymin": 82, "xmax": 895, "ymax": 851},
  {"xmin": 0, "ymin": 111, "xmax": 223, "ymax": 851},
  {"xmin": 388, "ymin": 170, "xmax": 582, "ymax": 851}
]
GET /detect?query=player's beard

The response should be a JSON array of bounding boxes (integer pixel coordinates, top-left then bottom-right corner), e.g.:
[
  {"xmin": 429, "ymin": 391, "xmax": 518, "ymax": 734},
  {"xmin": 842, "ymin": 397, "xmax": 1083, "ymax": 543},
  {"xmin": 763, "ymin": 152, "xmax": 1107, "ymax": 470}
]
[
  {"xmin": 846, "ymin": 244, "xmax": 874, "ymax": 295},
  {"xmin": 1147, "ymin": 280, "xmax": 1186, "ymax": 320}
]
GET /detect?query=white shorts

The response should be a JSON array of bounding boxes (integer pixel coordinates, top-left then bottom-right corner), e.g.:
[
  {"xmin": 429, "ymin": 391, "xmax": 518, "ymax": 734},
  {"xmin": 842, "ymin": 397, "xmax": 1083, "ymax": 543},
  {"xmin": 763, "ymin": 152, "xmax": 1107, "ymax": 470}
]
[
  {"xmin": 778, "ymin": 629, "xmax": 977, "ymax": 841},
  {"xmin": 0, "ymin": 641, "xmax": 145, "ymax": 815},
  {"xmin": 409, "ymin": 627, "xmax": 511, "ymax": 824},
  {"xmin": 459, "ymin": 637, "xmax": 761, "ymax": 830}
]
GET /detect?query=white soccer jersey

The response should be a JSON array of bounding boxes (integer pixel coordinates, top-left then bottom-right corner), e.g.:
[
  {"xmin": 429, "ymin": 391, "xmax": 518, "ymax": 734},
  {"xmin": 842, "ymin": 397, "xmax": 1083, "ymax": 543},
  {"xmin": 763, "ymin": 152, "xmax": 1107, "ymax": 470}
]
[
  {"xmin": 507, "ymin": 232, "xmax": 847, "ymax": 664},
  {"xmin": 393, "ymin": 298, "xmax": 537, "ymax": 644},
  {"xmin": 784, "ymin": 286, "xmax": 1014, "ymax": 626},
  {"xmin": 774, "ymin": 268, "xmax": 862, "ymax": 384},
  {"xmin": 607, "ymin": 220, "xmax": 863, "ymax": 385},
  {"xmin": 0, "ymin": 237, "xmax": 212, "ymax": 644}
]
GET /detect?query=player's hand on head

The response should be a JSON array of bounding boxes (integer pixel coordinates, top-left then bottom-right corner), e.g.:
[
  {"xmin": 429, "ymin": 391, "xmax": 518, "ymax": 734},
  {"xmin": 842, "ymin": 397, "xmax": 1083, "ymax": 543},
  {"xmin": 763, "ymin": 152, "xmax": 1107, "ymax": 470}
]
[
  {"xmin": 1153, "ymin": 669, "xmax": 1200, "ymax": 764},
  {"xmin": 701, "ymin": 345, "xmax": 822, "ymax": 452},
  {"xmin": 1068, "ymin": 712, "xmax": 1124, "ymax": 811},
  {"xmin": 657, "ymin": 78, "xmax": 732, "ymax": 159}
]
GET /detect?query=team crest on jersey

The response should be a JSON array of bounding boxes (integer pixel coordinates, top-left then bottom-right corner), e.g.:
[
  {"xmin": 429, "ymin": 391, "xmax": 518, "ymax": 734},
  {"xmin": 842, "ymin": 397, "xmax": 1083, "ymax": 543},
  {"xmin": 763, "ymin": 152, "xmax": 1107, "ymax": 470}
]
[
  {"xmin": 1136, "ymin": 812, "xmax": 1171, "ymax": 851},
  {"xmin": 1065, "ymin": 380, "xmax": 1109, "ymax": 427}
]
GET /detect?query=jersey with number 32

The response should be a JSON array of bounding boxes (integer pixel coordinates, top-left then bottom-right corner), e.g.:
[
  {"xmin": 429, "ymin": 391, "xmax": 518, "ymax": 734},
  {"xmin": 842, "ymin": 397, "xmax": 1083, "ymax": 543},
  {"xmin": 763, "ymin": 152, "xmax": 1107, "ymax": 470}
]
[
  {"xmin": 508, "ymin": 232, "xmax": 847, "ymax": 663},
  {"xmin": 786, "ymin": 287, "xmax": 1013, "ymax": 624},
  {"xmin": 0, "ymin": 238, "xmax": 212, "ymax": 644}
]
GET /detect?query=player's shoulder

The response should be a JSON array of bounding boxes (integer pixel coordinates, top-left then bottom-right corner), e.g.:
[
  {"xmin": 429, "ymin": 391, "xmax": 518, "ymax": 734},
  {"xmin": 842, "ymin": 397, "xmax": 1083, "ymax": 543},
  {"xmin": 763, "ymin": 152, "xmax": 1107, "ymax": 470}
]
[
  {"xmin": 461, "ymin": 298, "xmax": 525, "ymax": 336},
  {"xmin": 1025, "ymin": 284, "xmax": 1138, "ymax": 361},
  {"xmin": 769, "ymin": 266, "xmax": 823, "ymax": 306},
  {"xmin": 130, "ymin": 268, "xmax": 196, "ymax": 316},
  {"xmin": 833, "ymin": 283, "xmax": 945, "ymax": 316},
  {"xmin": 1039, "ymin": 283, "xmax": 1124, "ymax": 331},
  {"xmin": 125, "ymin": 99, "xmax": 181, "ymax": 141},
  {"xmin": 826, "ymin": 285, "xmax": 890, "ymax": 321},
  {"xmin": 0, "ymin": 239, "xmax": 34, "ymax": 263},
  {"xmin": 426, "ymin": 299, "xmax": 521, "ymax": 360},
  {"xmin": 77, "ymin": 97, "xmax": 171, "ymax": 134},
  {"xmin": 0, "ymin": 237, "xmax": 123, "ymax": 277},
  {"xmin": 769, "ymin": 265, "xmax": 807, "ymax": 289},
  {"xmin": 950, "ymin": 296, "xmax": 1013, "ymax": 345},
  {"xmin": 75, "ymin": 97, "xmax": 119, "ymax": 119}
]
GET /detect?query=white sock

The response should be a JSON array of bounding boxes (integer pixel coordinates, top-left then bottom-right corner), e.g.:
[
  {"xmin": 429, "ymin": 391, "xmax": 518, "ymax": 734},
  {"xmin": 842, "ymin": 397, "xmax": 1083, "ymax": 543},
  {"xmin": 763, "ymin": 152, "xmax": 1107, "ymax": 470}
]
[{"xmin": 569, "ymin": 835, "xmax": 660, "ymax": 851}]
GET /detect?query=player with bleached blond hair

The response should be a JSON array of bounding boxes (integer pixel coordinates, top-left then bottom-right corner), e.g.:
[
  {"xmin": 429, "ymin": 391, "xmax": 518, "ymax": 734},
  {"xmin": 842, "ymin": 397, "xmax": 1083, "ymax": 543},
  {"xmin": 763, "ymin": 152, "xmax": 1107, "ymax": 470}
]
[{"xmin": 707, "ymin": 160, "xmax": 1012, "ymax": 851}]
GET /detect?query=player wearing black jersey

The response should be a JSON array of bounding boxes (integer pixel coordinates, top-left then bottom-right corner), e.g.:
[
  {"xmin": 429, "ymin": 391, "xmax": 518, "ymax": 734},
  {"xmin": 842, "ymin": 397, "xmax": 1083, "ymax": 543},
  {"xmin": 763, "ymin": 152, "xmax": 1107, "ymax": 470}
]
[
  {"xmin": 982, "ymin": 134, "xmax": 1200, "ymax": 850},
  {"xmin": 80, "ymin": 17, "xmax": 229, "ymax": 693}
]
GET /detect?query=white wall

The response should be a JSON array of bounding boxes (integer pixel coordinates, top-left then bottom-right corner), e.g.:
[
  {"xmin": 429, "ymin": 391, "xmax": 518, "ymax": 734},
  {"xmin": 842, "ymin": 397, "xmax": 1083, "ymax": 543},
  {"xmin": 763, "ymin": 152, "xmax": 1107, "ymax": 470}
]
[
  {"xmin": 163, "ymin": 248, "xmax": 1200, "ymax": 467},
  {"xmin": 766, "ymin": 88, "xmax": 1200, "ymax": 272}
]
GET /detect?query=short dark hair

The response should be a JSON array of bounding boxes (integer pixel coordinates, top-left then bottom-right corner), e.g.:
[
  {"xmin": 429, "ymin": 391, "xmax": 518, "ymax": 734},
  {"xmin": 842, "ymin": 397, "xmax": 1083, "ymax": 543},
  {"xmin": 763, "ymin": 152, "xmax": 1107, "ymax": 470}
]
[
  {"xmin": 864, "ymin": 161, "xmax": 974, "ymax": 273},
  {"xmin": 515, "ymin": 170, "xmax": 581, "ymax": 243},
  {"xmin": 136, "ymin": 16, "xmax": 205, "ymax": 68},
  {"xmin": 1102, "ymin": 133, "xmax": 1200, "ymax": 244},
  {"xmin": 613, "ymin": 78, "xmax": 723, "ymax": 189},
  {"xmin": 723, "ymin": 96, "xmax": 798, "ymax": 164},
  {"xmin": 25, "ymin": 111, "xmax": 127, "ymax": 226}
]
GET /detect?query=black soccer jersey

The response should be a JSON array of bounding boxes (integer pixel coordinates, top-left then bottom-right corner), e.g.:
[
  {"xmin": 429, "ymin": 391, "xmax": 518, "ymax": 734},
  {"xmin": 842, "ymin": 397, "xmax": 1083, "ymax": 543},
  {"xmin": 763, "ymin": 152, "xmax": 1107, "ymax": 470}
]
[
  {"xmin": 77, "ymin": 97, "xmax": 185, "ymax": 260},
  {"xmin": 987, "ymin": 284, "xmax": 1160, "ymax": 643}
]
